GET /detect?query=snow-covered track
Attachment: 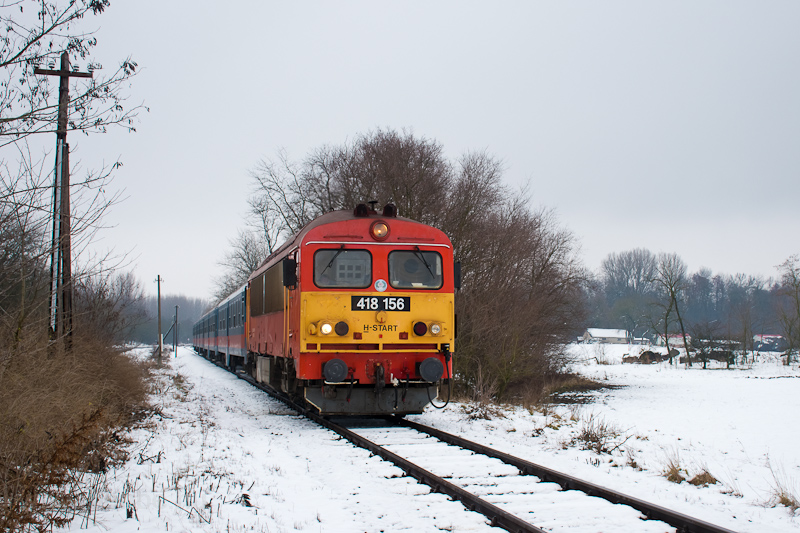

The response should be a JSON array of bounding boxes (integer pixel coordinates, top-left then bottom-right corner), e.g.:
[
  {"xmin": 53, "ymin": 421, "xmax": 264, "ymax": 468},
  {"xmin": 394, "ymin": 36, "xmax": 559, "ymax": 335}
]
[
  {"xmin": 228, "ymin": 364, "xmax": 736, "ymax": 533},
  {"xmin": 384, "ymin": 419, "xmax": 739, "ymax": 533}
]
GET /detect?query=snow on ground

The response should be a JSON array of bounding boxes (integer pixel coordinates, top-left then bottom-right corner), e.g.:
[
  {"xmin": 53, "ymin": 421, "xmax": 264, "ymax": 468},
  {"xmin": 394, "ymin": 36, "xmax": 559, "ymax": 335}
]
[{"xmin": 65, "ymin": 345, "xmax": 800, "ymax": 532}]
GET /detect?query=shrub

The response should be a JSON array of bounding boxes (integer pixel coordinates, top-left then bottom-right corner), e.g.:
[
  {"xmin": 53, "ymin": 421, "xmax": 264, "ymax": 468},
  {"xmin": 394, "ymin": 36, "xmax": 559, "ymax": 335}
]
[{"xmin": 0, "ymin": 334, "xmax": 149, "ymax": 532}]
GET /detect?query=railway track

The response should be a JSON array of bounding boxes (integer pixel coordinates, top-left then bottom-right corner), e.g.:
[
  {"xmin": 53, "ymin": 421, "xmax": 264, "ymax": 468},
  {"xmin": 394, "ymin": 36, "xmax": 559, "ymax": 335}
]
[{"xmin": 227, "ymin": 362, "xmax": 737, "ymax": 533}]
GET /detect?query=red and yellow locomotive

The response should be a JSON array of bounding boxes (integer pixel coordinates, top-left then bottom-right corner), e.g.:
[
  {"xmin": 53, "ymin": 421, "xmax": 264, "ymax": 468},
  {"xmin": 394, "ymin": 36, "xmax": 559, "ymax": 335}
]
[{"xmin": 193, "ymin": 203, "xmax": 457, "ymax": 415}]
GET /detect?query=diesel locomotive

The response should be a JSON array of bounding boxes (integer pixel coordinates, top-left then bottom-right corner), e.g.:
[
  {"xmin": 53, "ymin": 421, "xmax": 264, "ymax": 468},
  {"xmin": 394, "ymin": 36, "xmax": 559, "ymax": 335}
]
[{"xmin": 192, "ymin": 203, "xmax": 458, "ymax": 415}]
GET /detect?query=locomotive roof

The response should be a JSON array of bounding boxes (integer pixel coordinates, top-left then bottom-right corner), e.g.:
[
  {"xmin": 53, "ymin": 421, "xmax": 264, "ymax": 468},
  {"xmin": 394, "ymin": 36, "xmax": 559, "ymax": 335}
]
[{"xmin": 248, "ymin": 209, "xmax": 444, "ymax": 280}]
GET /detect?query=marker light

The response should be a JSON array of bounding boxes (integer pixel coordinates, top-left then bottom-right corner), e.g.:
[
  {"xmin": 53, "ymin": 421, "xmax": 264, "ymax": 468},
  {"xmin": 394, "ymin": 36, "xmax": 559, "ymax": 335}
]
[
  {"xmin": 320, "ymin": 323, "xmax": 333, "ymax": 335},
  {"xmin": 413, "ymin": 322, "xmax": 427, "ymax": 336},
  {"xmin": 370, "ymin": 221, "xmax": 390, "ymax": 241},
  {"xmin": 430, "ymin": 323, "xmax": 442, "ymax": 335}
]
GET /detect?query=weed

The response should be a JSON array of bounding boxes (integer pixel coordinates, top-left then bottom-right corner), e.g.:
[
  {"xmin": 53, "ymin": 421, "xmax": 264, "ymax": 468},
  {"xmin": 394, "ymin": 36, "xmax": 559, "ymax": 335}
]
[
  {"xmin": 625, "ymin": 450, "xmax": 642, "ymax": 471},
  {"xmin": 718, "ymin": 471, "xmax": 743, "ymax": 498},
  {"xmin": 766, "ymin": 460, "xmax": 800, "ymax": 512},
  {"xmin": 662, "ymin": 451, "xmax": 686, "ymax": 484},
  {"xmin": 530, "ymin": 426, "xmax": 545, "ymax": 437},
  {"xmin": 592, "ymin": 344, "xmax": 613, "ymax": 365},
  {"xmin": 461, "ymin": 402, "xmax": 506, "ymax": 421},
  {"xmin": 688, "ymin": 469, "xmax": 718, "ymax": 487},
  {"xmin": 571, "ymin": 413, "xmax": 628, "ymax": 454}
]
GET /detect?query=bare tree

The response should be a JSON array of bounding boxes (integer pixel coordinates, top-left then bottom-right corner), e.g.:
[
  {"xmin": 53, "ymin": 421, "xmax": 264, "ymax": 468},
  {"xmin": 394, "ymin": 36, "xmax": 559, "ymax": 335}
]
[
  {"xmin": 73, "ymin": 270, "xmax": 146, "ymax": 344},
  {"xmin": 651, "ymin": 252, "xmax": 691, "ymax": 364},
  {"xmin": 0, "ymin": 0, "xmax": 143, "ymax": 146},
  {"xmin": 688, "ymin": 319, "xmax": 725, "ymax": 369},
  {"xmin": 454, "ymin": 205, "xmax": 586, "ymax": 398},
  {"xmin": 648, "ymin": 293, "xmax": 676, "ymax": 363},
  {"xmin": 726, "ymin": 274, "xmax": 767, "ymax": 362},
  {"xmin": 442, "ymin": 150, "xmax": 506, "ymax": 271},
  {"xmin": 597, "ymin": 248, "xmax": 659, "ymax": 338},
  {"xmin": 601, "ymin": 248, "xmax": 658, "ymax": 299},
  {"xmin": 776, "ymin": 255, "xmax": 800, "ymax": 365},
  {"xmin": 212, "ymin": 229, "xmax": 271, "ymax": 303}
]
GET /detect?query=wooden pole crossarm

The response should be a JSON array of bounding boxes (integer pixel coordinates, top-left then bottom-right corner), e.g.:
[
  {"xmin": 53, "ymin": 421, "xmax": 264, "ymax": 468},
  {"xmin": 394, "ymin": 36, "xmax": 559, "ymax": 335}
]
[{"xmin": 33, "ymin": 68, "xmax": 93, "ymax": 78}]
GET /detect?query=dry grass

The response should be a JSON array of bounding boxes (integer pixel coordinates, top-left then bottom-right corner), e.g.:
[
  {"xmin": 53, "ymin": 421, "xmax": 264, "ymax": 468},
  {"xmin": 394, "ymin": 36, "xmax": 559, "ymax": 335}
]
[
  {"xmin": 0, "ymin": 333, "xmax": 150, "ymax": 532},
  {"xmin": 461, "ymin": 402, "xmax": 506, "ymax": 421},
  {"xmin": 571, "ymin": 413, "xmax": 629, "ymax": 455},
  {"xmin": 662, "ymin": 451, "xmax": 686, "ymax": 484},
  {"xmin": 688, "ymin": 469, "xmax": 718, "ymax": 487},
  {"xmin": 625, "ymin": 449, "xmax": 642, "ymax": 471},
  {"xmin": 767, "ymin": 461, "xmax": 800, "ymax": 512}
]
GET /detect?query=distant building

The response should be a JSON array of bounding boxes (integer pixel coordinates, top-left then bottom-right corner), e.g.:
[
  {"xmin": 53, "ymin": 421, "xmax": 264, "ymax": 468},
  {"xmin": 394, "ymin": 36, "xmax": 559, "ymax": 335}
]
[
  {"xmin": 655, "ymin": 333, "xmax": 691, "ymax": 347},
  {"xmin": 753, "ymin": 334, "xmax": 786, "ymax": 351},
  {"xmin": 582, "ymin": 328, "xmax": 630, "ymax": 344}
]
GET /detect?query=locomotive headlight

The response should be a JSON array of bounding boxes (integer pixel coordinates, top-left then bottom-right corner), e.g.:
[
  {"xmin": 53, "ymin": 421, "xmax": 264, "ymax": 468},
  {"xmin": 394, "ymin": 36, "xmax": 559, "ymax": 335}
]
[
  {"xmin": 320, "ymin": 322, "xmax": 333, "ymax": 335},
  {"xmin": 370, "ymin": 220, "xmax": 390, "ymax": 241},
  {"xmin": 430, "ymin": 323, "xmax": 442, "ymax": 336}
]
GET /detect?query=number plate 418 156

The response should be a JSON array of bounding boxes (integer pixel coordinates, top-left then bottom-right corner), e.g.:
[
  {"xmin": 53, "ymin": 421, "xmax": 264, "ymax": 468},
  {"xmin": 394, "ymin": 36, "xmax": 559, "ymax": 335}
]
[{"xmin": 351, "ymin": 296, "xmax": 411, "ymax": 312}]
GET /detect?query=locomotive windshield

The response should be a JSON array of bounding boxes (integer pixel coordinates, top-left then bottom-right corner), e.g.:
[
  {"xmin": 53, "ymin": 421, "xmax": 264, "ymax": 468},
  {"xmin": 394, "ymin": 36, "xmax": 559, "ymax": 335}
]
[
  {"xmin": 314, "ymin": 249, "xmax": 372, "ymax": 288},
  {"xmin": 388, "ymin": 250, "xmax": 443, "ymax": 289}
]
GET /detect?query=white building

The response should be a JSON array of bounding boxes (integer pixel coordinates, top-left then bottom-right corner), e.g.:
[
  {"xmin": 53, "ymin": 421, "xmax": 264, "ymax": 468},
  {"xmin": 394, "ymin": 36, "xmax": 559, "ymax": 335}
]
[
  {"xmin": 655, "ymin": 333, "xmax": 691, "ymax": 347},
  {"xmin": 582, "ymin": 328, "xmax": 630, "ymax": 344}
]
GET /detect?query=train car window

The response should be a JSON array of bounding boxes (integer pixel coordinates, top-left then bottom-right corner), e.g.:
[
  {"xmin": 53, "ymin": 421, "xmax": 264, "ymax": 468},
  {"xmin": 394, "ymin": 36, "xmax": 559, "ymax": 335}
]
[
  {"xmin": 314, "ymin": 249, "xmax": 371, "ymax": 288},
  {"xmin": 263, "ymin": 264, "xmax": 284, "ymax": 313},
  {"xmin": 388, "ymin": 250, "xmax": 443, "ymax": 289},
  {"xmin": 250, "ymin": 273, "xmax": 264, "ymax": 316}
]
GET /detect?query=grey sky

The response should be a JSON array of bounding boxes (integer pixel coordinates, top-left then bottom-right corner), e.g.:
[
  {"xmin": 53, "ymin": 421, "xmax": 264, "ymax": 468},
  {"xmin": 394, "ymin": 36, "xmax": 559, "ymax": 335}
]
[{"xmin": 73, "ymin": 1, "xmax": 799, "ymax": 297}]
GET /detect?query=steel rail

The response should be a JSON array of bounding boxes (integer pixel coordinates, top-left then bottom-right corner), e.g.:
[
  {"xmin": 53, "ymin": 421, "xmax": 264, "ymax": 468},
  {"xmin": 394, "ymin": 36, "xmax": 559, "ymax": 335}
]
[
  {"xmin": 231, "ymin": 369, "xmax": 545, "ymax": 533},
  {"xmin": 210, "ymin": 358, "xmax": 737, "ymax": 533},
  {"xmin": 396, "ymin": 418, "xmax": 738, "ymax": 533}
]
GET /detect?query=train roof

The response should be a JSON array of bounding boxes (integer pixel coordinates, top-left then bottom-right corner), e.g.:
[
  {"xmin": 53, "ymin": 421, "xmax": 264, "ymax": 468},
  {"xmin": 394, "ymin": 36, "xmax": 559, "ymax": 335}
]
[{"xmin": 248, "ymin": 207, "xmax": 449, "ymax": 281}]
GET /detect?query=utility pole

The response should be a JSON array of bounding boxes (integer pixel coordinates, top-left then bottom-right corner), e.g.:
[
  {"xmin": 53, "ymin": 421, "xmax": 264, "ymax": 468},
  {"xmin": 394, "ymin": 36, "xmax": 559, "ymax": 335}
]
[
  {"xmin": 35, "ymin": 52, "xmax": 92, "ymax": 352},
  {"xmin": 174, "ymin": 305, "xmax": 179, "ymax": 356},
  {"xmin": 156, "ymin": 275, "xmax": 163, "ymax": 364}
]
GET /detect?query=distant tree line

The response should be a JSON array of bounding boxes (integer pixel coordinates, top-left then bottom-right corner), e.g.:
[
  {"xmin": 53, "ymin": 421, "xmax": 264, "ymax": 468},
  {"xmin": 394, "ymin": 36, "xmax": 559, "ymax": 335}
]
[
  {"xmin": 586, "ymin": 248, "xmax": 800, "ymax": 363},
  {"xmin": 124, "ymin": 293, "xmax": 210, "ymax": 345}
]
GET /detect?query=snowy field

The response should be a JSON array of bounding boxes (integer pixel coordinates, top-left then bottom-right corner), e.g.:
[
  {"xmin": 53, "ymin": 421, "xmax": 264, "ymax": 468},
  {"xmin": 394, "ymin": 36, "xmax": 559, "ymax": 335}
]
[{"xmin": 64, "ymin": 345, "xmax": 800, "ymax": 532}]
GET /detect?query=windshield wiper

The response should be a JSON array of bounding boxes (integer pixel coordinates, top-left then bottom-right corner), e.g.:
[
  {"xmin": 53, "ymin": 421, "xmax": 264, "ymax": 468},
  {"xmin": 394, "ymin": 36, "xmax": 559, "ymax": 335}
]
[
  {"xmin": 321, "ymin": 245, "xmax": 345, "ymax": 276},
  {"xmin": 413, "ymin": 246, "xmax": 435, "ymax": 278}
]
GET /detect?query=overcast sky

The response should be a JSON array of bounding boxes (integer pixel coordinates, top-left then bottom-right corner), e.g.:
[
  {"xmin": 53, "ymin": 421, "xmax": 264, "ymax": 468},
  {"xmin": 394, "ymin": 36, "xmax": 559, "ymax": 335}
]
[{"xmin": 68, "ymin": 1, "xmax": 800, "ymax": 298}]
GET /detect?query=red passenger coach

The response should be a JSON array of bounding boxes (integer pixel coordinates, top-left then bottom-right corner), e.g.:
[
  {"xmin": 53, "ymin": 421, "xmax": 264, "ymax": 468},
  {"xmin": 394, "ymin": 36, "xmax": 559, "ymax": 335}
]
[{"xmin": 244, "ymin": 203, "xmax": 456, "ymax": 415}]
